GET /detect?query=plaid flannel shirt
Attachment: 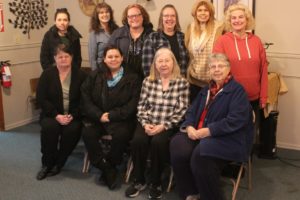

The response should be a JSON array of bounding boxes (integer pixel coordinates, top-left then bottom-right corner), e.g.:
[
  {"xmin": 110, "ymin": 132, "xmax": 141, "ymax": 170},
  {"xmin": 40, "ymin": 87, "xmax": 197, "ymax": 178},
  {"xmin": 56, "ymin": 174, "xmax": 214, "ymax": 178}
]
[
  {"xmin": 137, "ymin": 77, "xmax": 189, "ymax": 130},
  {"xmin": 142, "ymin": 31, "xmax": 189, "ymax": 77}
]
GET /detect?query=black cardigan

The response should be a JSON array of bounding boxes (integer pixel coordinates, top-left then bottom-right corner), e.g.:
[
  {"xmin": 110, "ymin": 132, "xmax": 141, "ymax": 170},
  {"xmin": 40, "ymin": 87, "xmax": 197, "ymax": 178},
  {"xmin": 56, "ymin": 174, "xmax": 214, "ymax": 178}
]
[
  {"xmin": 37, "ymin": 67, "xmax": 87, "ymax": 120},
  {"xmin": 81, "ymin": 69, "xmax": 141, "ymax": 124},
  {"xmin": 40, "ymin": 25, "xmax": 82, "ymax": 70}
]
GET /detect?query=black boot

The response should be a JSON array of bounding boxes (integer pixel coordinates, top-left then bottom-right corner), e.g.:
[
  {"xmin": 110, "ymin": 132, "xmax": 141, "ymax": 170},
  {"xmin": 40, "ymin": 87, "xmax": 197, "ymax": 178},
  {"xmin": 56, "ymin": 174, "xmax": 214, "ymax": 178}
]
[
  {"xmin": 36, "ymin": 166, "xmax": 52, "ymax": 180},
  {"xmin": 103, "ymin": 166, "xmax": 119, "ymax": 190},
  {"xmin": 48, "ymin": 165, "xmax": 61, "ymax": 177}
]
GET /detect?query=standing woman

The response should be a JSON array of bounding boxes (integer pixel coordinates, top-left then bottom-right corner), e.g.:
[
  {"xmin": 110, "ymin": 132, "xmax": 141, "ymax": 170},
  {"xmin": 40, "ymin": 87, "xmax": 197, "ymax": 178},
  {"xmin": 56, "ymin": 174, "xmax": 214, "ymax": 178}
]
[
  {"xmin": 88, "ymin": 2, "xmax": 118, "ymax": 71},
  {"xmin": 36, "ymin": 44, "xmax": 86, "ymax": 180},
  {"xmin": 40, "ymin": 8, "xmax": 82, "ymax": 70},
  {"xmin": 81, "ymin": 45, "xmax": 141, "ymax": 190},
  {"xmin": 108, "ymin": 4, "xmax": 153, "ymax": 79},
  {"xmin": 213, "ymin": 3, "xmax": 268, "ymax": 141},
  {"xmin": 125, "ymin": 48, "xmax": 189, "ymax": 199},
  {"xmin": 142, "ymin": 4, "xmax": 189, "ymax": 77},
  {"xmin": 185, "ymin": 0, "xmax": 224, "ymax": 102}
]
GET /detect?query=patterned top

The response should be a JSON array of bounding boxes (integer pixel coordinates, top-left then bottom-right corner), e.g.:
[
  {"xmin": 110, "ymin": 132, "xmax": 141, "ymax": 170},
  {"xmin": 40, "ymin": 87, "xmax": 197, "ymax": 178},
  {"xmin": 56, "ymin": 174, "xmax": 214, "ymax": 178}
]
[
  {"xmin": 137, "ymin": 77, "xmax": 189, "ymax": 130},
  {"xmin": 142, "ymin": 31, "xmax": 189, "ymax": 77},
  {"xmin": 185, "ymin": 21, "xmax": 224, "ymax": 87}
]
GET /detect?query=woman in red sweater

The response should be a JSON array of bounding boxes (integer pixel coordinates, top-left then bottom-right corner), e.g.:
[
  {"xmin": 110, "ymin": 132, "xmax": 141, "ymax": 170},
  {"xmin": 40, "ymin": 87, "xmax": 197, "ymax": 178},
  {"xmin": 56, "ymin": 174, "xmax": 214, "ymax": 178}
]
[{"xmin": 213, "ymin": 3, "xmax": 268, "ymax": 143}]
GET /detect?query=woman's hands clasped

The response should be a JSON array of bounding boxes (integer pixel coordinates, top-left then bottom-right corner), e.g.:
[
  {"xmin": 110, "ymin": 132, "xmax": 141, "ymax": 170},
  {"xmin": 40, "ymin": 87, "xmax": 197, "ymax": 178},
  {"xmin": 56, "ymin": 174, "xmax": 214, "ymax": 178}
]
[
  {"xmin": 144, "ymin": 124, "xmax": 165, "ymax": 136},
  {"xmin": 55, "ymin": 114, "xmax": 73, "ymax": 125}
]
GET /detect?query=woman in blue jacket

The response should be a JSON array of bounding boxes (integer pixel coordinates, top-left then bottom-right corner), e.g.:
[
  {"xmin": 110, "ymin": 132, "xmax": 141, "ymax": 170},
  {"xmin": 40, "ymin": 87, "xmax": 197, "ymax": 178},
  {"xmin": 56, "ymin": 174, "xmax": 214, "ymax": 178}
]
[{"xmin": 170, "ymin": 53, "xmax": 254, "ymax": 200}]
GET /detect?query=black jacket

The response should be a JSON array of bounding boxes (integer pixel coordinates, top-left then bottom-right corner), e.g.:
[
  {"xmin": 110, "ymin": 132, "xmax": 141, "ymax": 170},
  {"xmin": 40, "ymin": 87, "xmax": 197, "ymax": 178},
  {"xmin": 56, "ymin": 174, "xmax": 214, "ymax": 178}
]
[
  {"xmin": 81, "ymin": 69, "xmax": 141, "ymax": 126},
  {"xmin": 40, "ymin": 25, "xmax": 82, "ymax": 70},
  {"xmin": 37, "ymin": 67, "xmax": 87, "ymax": 119}
]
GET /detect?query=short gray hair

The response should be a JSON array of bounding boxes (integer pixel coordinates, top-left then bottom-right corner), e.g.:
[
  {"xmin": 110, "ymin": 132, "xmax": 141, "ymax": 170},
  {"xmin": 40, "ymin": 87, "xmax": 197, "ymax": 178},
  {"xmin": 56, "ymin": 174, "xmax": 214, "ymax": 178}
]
[{"xmin": 208, "ymin": 53, "xmax": 230, "ymax": 67}]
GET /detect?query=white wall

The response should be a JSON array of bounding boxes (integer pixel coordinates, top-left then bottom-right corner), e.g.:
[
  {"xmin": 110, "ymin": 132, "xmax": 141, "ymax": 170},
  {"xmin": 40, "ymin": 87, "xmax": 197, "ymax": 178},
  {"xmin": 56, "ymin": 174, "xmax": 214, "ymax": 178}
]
[
  {"xmin": 1, "ymin": 0, "xmax": 300, "ymax": 150},
  {"xmin": 0, "ymin": 0, "xmax": 53, "ymax": 129},
  {"xmin": 255, "ymin": 0, "xmax": 300, "ymax": 150}
]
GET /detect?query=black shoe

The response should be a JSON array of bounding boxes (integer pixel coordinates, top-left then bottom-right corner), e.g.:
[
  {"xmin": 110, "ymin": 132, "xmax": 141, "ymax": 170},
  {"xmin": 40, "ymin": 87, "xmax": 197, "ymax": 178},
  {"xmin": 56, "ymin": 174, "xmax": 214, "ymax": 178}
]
[
  {"xmin": 48, "ymin": 165, "xmax": 61, "ymax": 177},
  {"xmin": 125, "ymin": 182, "xmax": 147, "ymax": 198},
  {"xmin": 36, "ymin": 166, "xmax": 52, "ymax": 180},
  {"xmin": 103, "ymin": 167, "xmax": 119, "ymax": 190},
  {"xmin": 148, "ymin": 185, "xmax": 162, "ymax": 199}
]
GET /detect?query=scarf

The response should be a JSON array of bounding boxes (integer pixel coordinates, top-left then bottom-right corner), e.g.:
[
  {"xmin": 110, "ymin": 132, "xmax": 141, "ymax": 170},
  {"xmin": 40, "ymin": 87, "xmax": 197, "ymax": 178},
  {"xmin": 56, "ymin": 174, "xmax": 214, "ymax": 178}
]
[
  {"xmin": 197, "ymin": 73, "xmax": 232, "ymax": 129},
  {"xmin": 107, "ymin": 67, "xmax": 124, "ymax": 88}
]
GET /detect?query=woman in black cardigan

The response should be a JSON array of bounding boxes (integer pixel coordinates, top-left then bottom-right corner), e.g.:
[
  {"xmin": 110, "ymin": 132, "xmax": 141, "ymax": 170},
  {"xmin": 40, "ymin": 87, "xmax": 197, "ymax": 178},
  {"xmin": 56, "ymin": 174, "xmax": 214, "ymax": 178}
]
[
  {"xmin": 81, "ymin": 45, "xmax": 141, "ymax": 190},
  {"xmin": 40, "ymin": 8, "xmax": 82, "ymax": 70},
  {"xmin": 36, "ymin": 44, "xmax": 86, "ymax": 180}
]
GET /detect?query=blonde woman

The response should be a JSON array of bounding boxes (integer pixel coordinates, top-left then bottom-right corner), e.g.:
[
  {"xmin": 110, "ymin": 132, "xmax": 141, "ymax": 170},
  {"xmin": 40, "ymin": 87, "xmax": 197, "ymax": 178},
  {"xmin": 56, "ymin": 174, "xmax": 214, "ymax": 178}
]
[
  {"xmin": 125, "ymin": 48, "xmax": 189, "ymax": 199},
  {"xmin": 213, "ymin": 3, "xmax": 268, "ymax": 144},
  {"xmin": 185, "ymin": 0, "xmax": 224, "ymax": 102}
]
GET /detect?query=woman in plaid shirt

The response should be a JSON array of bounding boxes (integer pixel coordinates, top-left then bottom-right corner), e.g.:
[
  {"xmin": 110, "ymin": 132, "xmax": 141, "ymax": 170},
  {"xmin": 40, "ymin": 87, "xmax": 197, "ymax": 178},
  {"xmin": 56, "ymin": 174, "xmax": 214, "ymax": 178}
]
[
  {"xmin": 142, "ymin": 4, "xmax": 189, "ymax": 77},
  {"xmin": 125, "ymin": 48, "xmax": 189, "ymax": 199}
]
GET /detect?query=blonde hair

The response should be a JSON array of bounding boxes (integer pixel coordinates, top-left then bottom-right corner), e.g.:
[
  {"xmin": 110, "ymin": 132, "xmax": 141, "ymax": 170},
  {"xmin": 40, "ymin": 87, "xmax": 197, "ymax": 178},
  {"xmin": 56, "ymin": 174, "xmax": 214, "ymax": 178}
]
[
  {"xmin": 149, "ymin": 48, "xmax": 181, "ymax": 81},
  {"xmin": 224, "ymin": 3, "xmax": 255, "ymax": 31},
  {"xmin": 191, "ymin": 0, "xmax": 215, "ymax": 37}
]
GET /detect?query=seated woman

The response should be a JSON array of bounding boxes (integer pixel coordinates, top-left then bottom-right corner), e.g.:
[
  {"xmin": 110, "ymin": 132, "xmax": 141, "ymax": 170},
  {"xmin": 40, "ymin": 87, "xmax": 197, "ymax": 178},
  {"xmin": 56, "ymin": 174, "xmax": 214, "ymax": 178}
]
[
  {"xmin": 170, "ymin": 53, "xmax": 254, "ymax": 200},
  {"xmin": 81, "ymin": 45, "xmax": 141, "ymax": 190},
  {"xmin": 125, "ymin": 48, "xmax": 189, "ymax": 199},
  {"xmin": 36, "ymin": 44, "xmax": 87, "ymax": 180}
]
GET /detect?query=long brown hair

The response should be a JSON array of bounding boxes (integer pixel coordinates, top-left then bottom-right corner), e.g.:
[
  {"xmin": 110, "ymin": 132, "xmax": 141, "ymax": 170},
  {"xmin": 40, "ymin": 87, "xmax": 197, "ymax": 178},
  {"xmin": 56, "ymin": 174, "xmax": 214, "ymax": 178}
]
[
  {"xmin": 90, "ymin": 2, "xmax": 118, "ymax": 34},
  {"xmin": 157, "ymin": 4, "xmax": 181, "ymax": 32}
]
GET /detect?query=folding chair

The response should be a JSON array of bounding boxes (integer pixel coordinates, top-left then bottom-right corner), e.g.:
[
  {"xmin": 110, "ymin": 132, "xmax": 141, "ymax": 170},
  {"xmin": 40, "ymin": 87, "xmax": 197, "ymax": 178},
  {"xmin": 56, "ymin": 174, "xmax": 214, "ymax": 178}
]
[
  {"xmin": 125, "ymin": 156, "xmax": 174, "ymax": 192},
  {"xmin": 222, "ymin": 157, "xmax": 252, "ymax": 200},
  {"xmin": 222, "ymin": 110, "xmax": 255, "ymax": 200}
]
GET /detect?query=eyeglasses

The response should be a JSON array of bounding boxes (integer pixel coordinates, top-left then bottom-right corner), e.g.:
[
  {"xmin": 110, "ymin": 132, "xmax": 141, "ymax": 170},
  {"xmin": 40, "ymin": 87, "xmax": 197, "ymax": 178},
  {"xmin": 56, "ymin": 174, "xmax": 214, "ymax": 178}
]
[
  {"xmin": 163, "ymin": 14, "xmax": 176, "ymax": 19},
  {"xmin": 209, "ymin": 64, "xmax": 228, "ymax": 70},
  {"xmin": 127, "ymin": 13, "xmax": 142, "ymax": 19}
]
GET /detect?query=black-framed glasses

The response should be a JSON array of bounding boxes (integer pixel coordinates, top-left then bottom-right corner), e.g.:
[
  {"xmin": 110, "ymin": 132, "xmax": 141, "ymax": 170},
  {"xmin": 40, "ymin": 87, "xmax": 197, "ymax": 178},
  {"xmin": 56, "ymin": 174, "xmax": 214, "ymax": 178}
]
[{"xmin": 127, "ymin": 13, "xmax": 142, "ymax": 19}]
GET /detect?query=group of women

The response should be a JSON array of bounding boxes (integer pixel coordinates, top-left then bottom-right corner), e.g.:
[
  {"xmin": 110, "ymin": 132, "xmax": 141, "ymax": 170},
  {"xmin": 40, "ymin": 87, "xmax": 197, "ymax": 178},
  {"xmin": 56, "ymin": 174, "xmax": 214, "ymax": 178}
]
[{"xmin": 36, "ymin": 1, "xmax": 267, "ymax": 200}]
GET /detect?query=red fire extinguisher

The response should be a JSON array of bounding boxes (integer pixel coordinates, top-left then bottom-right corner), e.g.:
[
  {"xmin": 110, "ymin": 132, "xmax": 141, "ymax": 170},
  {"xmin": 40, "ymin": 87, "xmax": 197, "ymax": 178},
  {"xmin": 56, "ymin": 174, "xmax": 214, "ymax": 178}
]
[{"xmin": 0, "ymin": 60, "xmax": 12, "ymax": 88}]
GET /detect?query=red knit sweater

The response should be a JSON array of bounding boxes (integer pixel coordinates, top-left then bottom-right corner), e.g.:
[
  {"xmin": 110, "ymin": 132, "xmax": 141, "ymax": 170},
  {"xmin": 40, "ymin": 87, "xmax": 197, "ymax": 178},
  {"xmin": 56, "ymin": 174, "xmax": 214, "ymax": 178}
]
[{"xmin": 213, "ymin": 32, "xmax": 268, "ymax": 105}]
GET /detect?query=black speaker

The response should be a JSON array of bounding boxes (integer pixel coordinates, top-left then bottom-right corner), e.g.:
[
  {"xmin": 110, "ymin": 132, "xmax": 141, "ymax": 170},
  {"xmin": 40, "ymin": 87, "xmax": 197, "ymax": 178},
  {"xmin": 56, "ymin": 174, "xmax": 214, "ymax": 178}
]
[{"xmin": 259, "ymin": 111, "xmax": 279, "ymax": 159}]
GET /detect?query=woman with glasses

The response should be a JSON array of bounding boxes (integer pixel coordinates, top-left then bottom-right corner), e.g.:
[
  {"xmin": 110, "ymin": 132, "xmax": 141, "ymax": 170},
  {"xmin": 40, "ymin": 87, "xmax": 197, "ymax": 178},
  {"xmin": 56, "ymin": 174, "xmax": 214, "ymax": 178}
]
[
  {"xmin": 213, "ymin": 3, "xmax": 268, "ymax": 147},
  {"xmin": 108, "ymin": 4, "xmax": 153, "ymax": 79},
  {"xmin": 185, "ymin": 0, "xmax": 224, "ymax": 102},
  {"xmin": 170, "ymin": 53, "xmax": 253, "ymax": 200},
  {"xmin": 142, "ymin": 4, "xmax": 189, "ymax": 77},
  {"xmin": 88, "ymin": 2, "xmax": 118, "ymax": 71},
  {"xmin": 40, "ymin": 8, "xmax": 82, "ymax": 70}
]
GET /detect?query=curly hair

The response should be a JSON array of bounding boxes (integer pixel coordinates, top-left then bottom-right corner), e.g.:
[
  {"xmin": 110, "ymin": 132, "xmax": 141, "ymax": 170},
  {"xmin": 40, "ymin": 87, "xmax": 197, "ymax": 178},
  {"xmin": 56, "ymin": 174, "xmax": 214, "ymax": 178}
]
[
  {"xmin": 224, "ymin": 3, "xmax": 255, "ymax": 31},
  {"xmin": 191, "ymin": 0, "xmax": 215, "ymax": 38},
  {"xmin": 157, "ymin": 4, "xmax": 181, "ymax": 32},
  {"xmin": 121, "ymin": 4, "xmax": 151, "ymax": 26},
  {"xmin": 90, "ymin": 2, "xmax": 118, "ymax": 34}
]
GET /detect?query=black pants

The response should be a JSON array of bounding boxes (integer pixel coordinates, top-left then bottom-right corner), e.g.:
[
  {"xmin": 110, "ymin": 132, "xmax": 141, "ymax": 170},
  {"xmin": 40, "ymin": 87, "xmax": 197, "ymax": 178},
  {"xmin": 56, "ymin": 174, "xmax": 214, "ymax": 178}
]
[
  {"xmin": 170, "ymin": 133, "xmax": 228, "ymax": 200},
  {"xmin": 82, "ymin": 123, "xmax": 132, "ymax": 168},
  {"xmin": 189, "ymin": 84, "xmax": 202, "ymax": 104},
  {"xmin": 40, "ymin": 117, "xmax": 82, "ymax": 168},
  {"xmin": 250, "ymin": 99, "xmax": 262, "ymax": 145},
  {"xmin": 130, "ymin": 122, "xmax": 175, "ymax": 186}
]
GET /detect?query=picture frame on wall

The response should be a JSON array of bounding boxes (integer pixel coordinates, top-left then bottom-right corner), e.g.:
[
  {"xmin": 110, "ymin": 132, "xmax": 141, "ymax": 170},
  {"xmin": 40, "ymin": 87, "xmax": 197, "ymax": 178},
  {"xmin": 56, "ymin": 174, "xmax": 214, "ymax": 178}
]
[
  {"xmin": 211, "ymin": 0, "xmax": 255, "ymax": 20},
  {"xmin": 78, "ymin": 0, "xmax": 103, "ymax": 17}
]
